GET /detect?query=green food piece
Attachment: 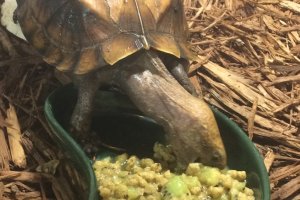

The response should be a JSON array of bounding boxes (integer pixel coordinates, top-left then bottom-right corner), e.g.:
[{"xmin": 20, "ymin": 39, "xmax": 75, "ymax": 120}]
[
  {"xmin": 198, "ymin": 166, "xmax": 221, "ymax": 186},
  {"xmin": 182, "ymin": 175, "xmax": 201, "ymax": 189},
  {"xmin": 127, "ymin": 187, "xmax": 141, "ymax": 200},
  {"xmin": 165, "ymin": 176, "xmax": 189, "ymax": 197}
]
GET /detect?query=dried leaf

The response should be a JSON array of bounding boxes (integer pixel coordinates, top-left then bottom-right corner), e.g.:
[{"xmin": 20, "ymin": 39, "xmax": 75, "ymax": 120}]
[
  {"xmin": 264, "ymin": 149, "xmax": 275, "ymax": 172},
  {"xmin": 0, "ymin": 110, "xmax": 10, "ymax": 170},
  {"xmin": 5, "ymin": 104, "xmax": 26, "ymax": 168},
  {"xmin": 279, "ymin": 1, "xmax": 300, "ymax": 14},
  {"xmin": 248, "ymin": 97, "xmax": 258, "ymax": 140}
]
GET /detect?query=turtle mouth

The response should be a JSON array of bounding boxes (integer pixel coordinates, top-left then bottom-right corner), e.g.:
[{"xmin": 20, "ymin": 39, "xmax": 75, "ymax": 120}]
[
  {"xmin": 195, "ymin": 150, "xmax": 227, "ymax": 169},
  {"xmin": 112, "ymin": 50, "xmax": 227, "ymax": 168}
]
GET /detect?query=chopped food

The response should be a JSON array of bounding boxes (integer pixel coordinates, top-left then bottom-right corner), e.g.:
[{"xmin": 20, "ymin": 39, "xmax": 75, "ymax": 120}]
[{"xmin": 93, "ymin": 144, "xmax": 255, "ymax": 200}]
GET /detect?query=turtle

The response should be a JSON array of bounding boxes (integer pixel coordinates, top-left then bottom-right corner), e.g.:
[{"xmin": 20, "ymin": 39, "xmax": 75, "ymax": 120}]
[{"xmin": 15, "ymin": 0, "xmax": 226, "ymax": 168}]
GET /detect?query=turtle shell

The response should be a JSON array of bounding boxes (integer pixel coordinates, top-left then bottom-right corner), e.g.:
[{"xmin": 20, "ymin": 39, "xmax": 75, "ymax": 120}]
[{"xmin": 17, "ymin": 0, "xmax": 194, "ymax": 74}]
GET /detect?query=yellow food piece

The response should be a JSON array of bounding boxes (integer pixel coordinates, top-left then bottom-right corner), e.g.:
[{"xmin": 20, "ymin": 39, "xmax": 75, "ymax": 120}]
[
  {"xmin": 220, "ymin": 174, "xmax": 233, "ymax": 189},
  {"xmin": 186, "ymin": 163, "xmax": 202, "ymax": 176},
  {"xmin": 93, "ymin": 153, "xmax": 255, "ymax": 200},
  {"xmin": 208, "ymin": 186, "xmax": 224, "ymax": 198}
]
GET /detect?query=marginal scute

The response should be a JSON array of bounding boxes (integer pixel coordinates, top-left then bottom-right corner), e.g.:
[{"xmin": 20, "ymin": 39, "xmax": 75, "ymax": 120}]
[
  {"xmin": 17, "ymin": 3, "xmax": 36, "ymax": 40},
  {"xmin": 178, "ymin": 42, "xmax": 197, "ymax": 61},
  {"xmin": 148, "ymin": 33, "xmax": 180, "ymax": 58},
  {"xmin": 17, "ymin": 0, "xmax": 194, "ymax": 74},
  {"xmin": 101, "ymin": 33, "xmax": 142, "ymax": 65},
  {"xmin": 74, "ymin": 47, "xmax": 107, "ymax": 74},
  {"xmin": 31, "ymin": 28, "xmax": 48, "ymax": 51},
  {"xmin": 43, "ymin": 45, "xmax": 63, "ymax": 66},
  {"xmin": 55, "ymin": 52, "xmax": 79, "ymax": 72}
]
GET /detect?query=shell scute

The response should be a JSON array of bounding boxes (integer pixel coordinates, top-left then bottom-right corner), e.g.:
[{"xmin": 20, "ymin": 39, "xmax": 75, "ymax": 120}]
[{"xmin": 18, "ymin": 0, "xmax": 193, "ymax": 74}]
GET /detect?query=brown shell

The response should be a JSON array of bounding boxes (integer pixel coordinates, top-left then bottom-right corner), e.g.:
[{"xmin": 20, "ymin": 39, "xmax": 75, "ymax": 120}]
[{"xmin": 17, "ymin": 0, "xmax": 194, "ymax": 74}]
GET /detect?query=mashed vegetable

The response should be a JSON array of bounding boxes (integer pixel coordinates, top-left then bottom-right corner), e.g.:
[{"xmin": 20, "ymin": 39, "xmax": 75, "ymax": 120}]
[{"xmin": 93, "ymin": 144, "xmax": 255, "ymax": 200}]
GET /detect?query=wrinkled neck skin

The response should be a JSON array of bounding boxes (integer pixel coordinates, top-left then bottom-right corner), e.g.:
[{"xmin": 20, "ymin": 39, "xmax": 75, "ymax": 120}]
[{"xmin": 100, "ymin": 50, "xmax": 227, "ymax": 169}]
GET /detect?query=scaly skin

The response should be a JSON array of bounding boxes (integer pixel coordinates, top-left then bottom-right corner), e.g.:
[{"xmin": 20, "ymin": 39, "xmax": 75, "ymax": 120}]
[{"xmin": 71, "ymin": 50, "xmax": 227, "ymax": 169}]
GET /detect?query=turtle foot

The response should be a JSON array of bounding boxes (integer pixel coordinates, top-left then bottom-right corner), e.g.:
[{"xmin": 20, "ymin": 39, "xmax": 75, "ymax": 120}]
[
  {"xmin": 69, "ymin": 126, "xmax": 100, "ymax": 157},
  {"xmin": 80, "ymin": 136, "xmax": 100, "ymax": 157},
  {"xmin": 69, "ymin": 112, "xmax": 91, "ymax": 137}
]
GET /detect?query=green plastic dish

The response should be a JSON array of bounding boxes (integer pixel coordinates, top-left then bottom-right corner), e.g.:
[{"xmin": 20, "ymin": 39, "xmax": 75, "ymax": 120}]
[{"xmin": 44, "ymin": 85, "xmax": 270, "ymax": 200}]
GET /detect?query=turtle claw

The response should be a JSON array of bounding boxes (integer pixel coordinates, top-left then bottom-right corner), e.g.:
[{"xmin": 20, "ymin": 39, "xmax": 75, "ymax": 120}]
[
  {"xmin": 69, "ymin": 128, "xmax": 100, "ymax": 157},
  {"xmin": 75, "ymin": 131, "xmax": 125, "ymax": 157},
  {"xmin": 82, "ymin": 141, "xmax": 100, "ymax": 157},
  {"xmin": 69, "ymin": 114, "xmax": 98, "ymax": 156}
]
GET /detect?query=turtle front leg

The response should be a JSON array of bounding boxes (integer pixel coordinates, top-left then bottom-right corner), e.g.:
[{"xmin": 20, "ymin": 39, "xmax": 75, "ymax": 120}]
[
  {"xmin": 70, "ymin": 73, "xmax": 100, "ymax": 138},
  {"xmin": 70, "ymin": 68, "xmax": 115, "ymax": 154},
  {"xmin": 166, "ymin": 59, "xmax": 197, "ymax": 96}
]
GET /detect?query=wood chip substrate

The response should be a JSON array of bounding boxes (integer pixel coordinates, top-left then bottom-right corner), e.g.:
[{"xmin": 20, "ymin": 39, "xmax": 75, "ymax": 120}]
[{"xmin": 0, "ymin": 0, "xmax": 299, "ymax": 199}]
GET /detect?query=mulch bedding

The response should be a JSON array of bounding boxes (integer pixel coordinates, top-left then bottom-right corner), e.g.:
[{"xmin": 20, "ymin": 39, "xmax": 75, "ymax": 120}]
[{"xmin": 0, "ymin": 0, "xmax": 300, "ymax": 199}]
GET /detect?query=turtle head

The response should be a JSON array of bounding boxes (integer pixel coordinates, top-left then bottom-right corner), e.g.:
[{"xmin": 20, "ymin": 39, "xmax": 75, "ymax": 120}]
[
  {"xmin": 115, "ymin": 51, "xmax": 227, "ymax": 169},
  {"xmin": 166, "ymin": 98, "xmax": 227, "ymax": 169}
]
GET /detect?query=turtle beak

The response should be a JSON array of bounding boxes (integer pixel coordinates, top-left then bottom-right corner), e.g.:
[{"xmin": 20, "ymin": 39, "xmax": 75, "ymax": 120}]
[
  {"xmin": 114, "ymin": 51, "xmax": 227, "ymax": 168},
  {"xmin": 196, "ymin": 148, "xmax": 227, "ymax": 169}
]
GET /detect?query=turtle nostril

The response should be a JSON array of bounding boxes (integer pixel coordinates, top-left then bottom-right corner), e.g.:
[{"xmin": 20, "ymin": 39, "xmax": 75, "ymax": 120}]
[{"xmin": 212, "ymin": 151, "xmax": 222, "ymax": 162}]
